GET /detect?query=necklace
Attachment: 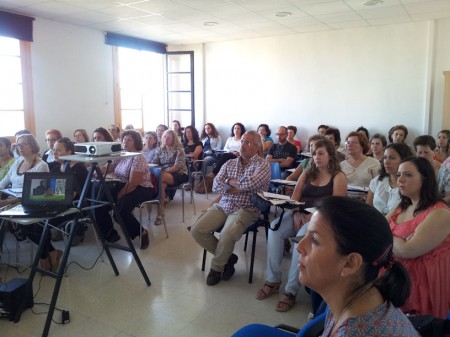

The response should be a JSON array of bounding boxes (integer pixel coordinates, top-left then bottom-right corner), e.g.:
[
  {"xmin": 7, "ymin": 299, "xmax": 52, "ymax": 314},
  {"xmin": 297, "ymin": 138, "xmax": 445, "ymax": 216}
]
[
  {"xmin": 16, "ymin": 156, "xmax": 37, "ymax": 176},
  {"xmin": 328, "ymin": 284, "xmax": 373, "ymax": 335}
]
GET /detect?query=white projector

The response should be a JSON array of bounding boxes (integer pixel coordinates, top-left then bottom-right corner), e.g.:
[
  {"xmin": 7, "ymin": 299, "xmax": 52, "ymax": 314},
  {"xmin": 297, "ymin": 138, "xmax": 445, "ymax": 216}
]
[{"xmin": 74, "ymin": 142, "xmax": 122, "ymax": 156}]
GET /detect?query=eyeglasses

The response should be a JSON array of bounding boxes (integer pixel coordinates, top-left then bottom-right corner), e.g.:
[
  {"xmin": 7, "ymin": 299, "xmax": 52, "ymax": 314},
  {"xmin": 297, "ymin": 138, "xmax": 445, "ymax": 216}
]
[
  {"xmin": 276, "ymin": 133, "xmax": 286, "ymax": 136},
  {"xmin": 16, "ymin": 143, "xmax": 29, "ymax": 149},
  {"xmin": 46, "ymin": 138, "xmax": 58, "ymax": 142},
  {"xmin": 345, "ymin": 141, "xmax": 360, "ymax": 146},
  {"xmin": 240, "ymin": 140, "xmax": 253, "ymax": 146}
]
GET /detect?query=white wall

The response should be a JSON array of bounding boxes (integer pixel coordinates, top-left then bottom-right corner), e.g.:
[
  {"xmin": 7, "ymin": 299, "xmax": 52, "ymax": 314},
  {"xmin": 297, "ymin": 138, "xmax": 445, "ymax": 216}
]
[
  {"xmin": 25, "ymin": 17, "xmax": 450, "ymax": 151},
  {"xmin": 203, "ymin": 21, "xmax": 432, "ymax": 146},
  {"xmin": 31, "ymin": 18, "xmax": 114, "ymax": 150},
  {"xmin": 430, "ymin": 17, "xmax": 450, "ymax": 135}
]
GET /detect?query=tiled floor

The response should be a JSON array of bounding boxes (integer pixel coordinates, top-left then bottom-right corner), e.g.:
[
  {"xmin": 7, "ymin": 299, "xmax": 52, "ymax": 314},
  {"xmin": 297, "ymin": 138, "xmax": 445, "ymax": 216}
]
[{"xmin": 1, "ymin": 192, "xmax": 311, "ymax": 337}]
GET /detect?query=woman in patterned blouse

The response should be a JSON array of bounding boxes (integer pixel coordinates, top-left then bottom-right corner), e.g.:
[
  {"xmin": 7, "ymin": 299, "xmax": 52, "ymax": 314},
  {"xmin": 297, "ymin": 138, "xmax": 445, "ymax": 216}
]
[
  {"xmin": 95, "ymin": 130, "xmax": 155, "ymax": 249},
  {"xmin": 152, "ymin": 129, "xmax": 188, "ymax": 225}
]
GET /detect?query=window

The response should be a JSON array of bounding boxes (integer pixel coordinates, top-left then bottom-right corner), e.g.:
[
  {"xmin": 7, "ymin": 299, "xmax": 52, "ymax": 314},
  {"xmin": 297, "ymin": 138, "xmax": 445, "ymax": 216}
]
[
  {"xmin": 113, "ymin": 46, "xmax": 165, "ymax": 132},
  {"xmin": 166, "ymin": 51, "xmax": 195, "ymax": 127},
  {"xmin": 0, "ymin": 36, "xmax": 34, "ymax": 136}
]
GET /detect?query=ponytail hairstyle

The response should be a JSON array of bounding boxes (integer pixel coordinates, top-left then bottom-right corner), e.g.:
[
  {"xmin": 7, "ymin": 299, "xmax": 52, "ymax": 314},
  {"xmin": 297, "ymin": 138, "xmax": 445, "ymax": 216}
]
[{"xmin": 317, "ymin": 196, "xmax": 411, "ymax": 307}]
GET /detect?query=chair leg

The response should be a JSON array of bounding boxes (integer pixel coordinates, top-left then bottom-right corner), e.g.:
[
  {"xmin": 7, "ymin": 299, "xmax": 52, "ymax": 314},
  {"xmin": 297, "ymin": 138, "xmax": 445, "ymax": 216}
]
[
  {"xmin": 244, "ymin": 231, "xmax": 249, "ymax": 251},
  {"xmin": 201, "ymin": 249, "xmax": 207, "ymax": 271},
  {"xmin": 181, "ymin": 188, "xmax": 185, "ymax": 223},
  {"xmin": 249, "ymin": 229, "xmax": 258, "ymax": 284},
  {"xmin": 191, "ymin": 188, "xmax": 196, "ymax": 215}
]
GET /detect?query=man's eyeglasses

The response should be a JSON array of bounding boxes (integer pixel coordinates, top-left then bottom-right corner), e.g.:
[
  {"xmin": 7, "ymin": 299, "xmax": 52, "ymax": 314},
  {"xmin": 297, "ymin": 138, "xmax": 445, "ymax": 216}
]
[
  {"xmin": 240, "ymin": 140, "xmax": 253, "ymax": 146},
  {"xmin": 276, "ymin": 133, "xmax": 286, "ymax": 136},
  {"xmin": 46, "ymin": 138, "xmax": 58, "ymax": 142}
]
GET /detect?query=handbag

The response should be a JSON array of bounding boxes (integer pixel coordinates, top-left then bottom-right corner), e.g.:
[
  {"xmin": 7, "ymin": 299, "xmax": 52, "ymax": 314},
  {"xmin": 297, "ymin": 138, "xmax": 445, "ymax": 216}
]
[{"xmin": 251, "ymin": 193, "xmax": 272, "ymax": 214}]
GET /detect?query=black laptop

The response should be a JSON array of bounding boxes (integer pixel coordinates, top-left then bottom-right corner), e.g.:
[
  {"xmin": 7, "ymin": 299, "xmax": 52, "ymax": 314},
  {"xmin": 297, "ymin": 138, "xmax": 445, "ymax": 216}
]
[{"xmin": 0, "ymin": 172, "xmax": 74, "ymax": 218}]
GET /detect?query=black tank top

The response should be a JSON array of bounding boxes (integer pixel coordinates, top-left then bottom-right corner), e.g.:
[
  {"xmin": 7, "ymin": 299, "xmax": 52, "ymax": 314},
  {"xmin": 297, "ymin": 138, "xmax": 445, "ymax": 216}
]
[{"xmin": 301, "ymin": 176, "xmax": 334, "ymax": 208}]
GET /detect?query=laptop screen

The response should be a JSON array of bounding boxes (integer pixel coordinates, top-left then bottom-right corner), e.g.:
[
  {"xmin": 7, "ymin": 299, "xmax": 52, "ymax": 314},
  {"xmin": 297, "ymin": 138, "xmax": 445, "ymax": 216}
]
[{"xmin": 22, "ymin": 172, "xmax": 74, "ymax": 209}]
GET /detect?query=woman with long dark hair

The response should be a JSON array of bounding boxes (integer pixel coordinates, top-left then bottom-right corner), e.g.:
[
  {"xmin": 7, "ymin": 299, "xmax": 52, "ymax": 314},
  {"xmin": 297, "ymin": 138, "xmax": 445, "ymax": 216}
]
[
  {"xmin": 366, "ymin": 143, "xmax": 413, "ymax": 214},
  {"xmin": 387, "ymin": 157, "xmax": 450, "ymax": 318}
]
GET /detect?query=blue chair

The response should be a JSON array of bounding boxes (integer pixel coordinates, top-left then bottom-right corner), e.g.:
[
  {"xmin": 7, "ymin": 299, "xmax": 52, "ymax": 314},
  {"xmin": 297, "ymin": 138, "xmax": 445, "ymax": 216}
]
[
  {"xmin": 269, "ymin": 162, "xmax": 283, "ymax": 193},
  {"xmin": 138, "ymin": 167, "xmax": 168, "ymax": 240},
  {"xmin": 230, "ymin": 307, "xmax": 328, "ymax": 337}
]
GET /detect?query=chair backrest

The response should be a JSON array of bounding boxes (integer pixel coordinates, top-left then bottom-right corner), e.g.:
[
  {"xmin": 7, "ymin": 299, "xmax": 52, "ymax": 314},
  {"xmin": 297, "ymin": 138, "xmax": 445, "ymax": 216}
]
[
  {"xmin": 150, "ymin": 167, "xmax": 163, "ymax": 201},
  {"xmin": 270, "ymin": 162, "xmax": 281, "ymax": 180},
  {"xmin": 296, "ymin": 306, "xmax": 328, "ymax": 337}
]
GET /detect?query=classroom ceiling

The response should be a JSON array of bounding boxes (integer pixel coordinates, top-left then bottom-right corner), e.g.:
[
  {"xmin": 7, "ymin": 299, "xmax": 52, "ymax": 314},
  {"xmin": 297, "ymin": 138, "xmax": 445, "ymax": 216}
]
[{"xmin": 1, "ymin": 0, "xmax": 450, "ymax": 45}]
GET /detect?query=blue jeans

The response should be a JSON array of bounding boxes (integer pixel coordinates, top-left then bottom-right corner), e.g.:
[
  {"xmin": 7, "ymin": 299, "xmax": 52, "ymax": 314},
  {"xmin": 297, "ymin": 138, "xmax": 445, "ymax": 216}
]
[{"xmin": 266, "ymin": 209, "xmax": 309, "ymax": 295}]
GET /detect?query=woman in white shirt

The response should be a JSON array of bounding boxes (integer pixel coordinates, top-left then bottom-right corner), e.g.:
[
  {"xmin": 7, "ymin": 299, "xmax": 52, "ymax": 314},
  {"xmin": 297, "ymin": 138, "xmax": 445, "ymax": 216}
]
[
  {"xmin": 340, "ymin": 131, "xmax": 381, "ymax": 199},
  {"xmin": 0, "ymin": 134, "xmax": 49, "ymax": 206},
  {"xmin": 366, "ymin": 143, "xmax": 413, "ymax": 214},
  {"xmin": 210, "ymin": 122, "xmax": 246, "ymax": 176}
]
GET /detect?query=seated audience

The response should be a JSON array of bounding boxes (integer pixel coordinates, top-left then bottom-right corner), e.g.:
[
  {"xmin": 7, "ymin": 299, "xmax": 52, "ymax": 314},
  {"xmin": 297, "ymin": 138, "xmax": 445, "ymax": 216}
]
[
  {"xmin": 210, "ymin": 122, "xmax": 246, "ymax": 177},
  {"xmin": 286, "ymin": 135, "xmax": 325, "ymax": 182},
  {"xmin": 287, "ymin": 125, "xmax": 302, "ymax": 154},
  {"xmin": 49, "ymin": 137, "xmax": 89, "ymax": 245},
  {"xmin": 257, "ymin": 124, "xmax": 273, "ymax": 155},
  {"xmin": 42, "ymin": 129, "xmax": 62, "ymax": 170},
  {"xmin": 366, "ymin": 143, "xmax": 413, "ymax": 215},
  {"xmin": 434, "ymin": 129, "xmax": 449, "ymax": 163},
  {"xmin": 233, "ymin": 197, "xmax": 418, "ymax": 337},
  {"xmin": 143, "ymin": 131, "xmax": 158, "ymax": 163},
  {"xmin": 52, "ymin": 137, "xmax": 88, "ymax": 194},
  {"xmin": 369, "ymin": 133, "xmax": 387, "ymax": 161},
  {"xmin": 0, "ymin": 134, "xmax": 55, "ymax": 271},
  {"xmin": 200, "ymin": 122, "xmax": 222, "ymax": 172},
  {"xmin": 0, "ymin": 134, "xmax": 49, "ymax": 204},
  {"xmin": 266, "ymin": 126, "xmax": 297, "ymax": 177},
  {"xmin": 256, "ymin": 139, "xmax": 347, "ymax": 312},
  {"xmin": 171, "ymin": 120, "xmax": 183, "ymax": 142},
  {"xmin": 183, "ymin": 125, "xmax": 203, "ymax": 161},
  {"xmin": 324, "ymin": 127, "xmax": 345, "ymax": 161},
  {"xmin": 437, "ymin": 156, "xmax": 450, "ymax": 204},
  {"xmin": 191, "ymin": 131, "xmax": 270, "ymax": 286},
  {"xmin": 11, "ymin": 129, "xmax": 31, "ymax": 157},
  {"xmin": 387, "ymin": 157, "xmax": 450, "ymax": 318},
  {"xmin": 92, "ymin": 127, "xmax": 114, "ymax": 142},
  {"xmin": 95, "ymin": 130, "xmax": 155, "ymax": 249},
  {"xmin": 108, "ymin": 124, "xmax": 121, "ymax": 141},
  {"xmin": 356, "ymin": 125, "xmax": 369, "ymax": 142},
  {"xmin": 152, "ymin": 129, "xmax": 188, "ymax": 224},
  {"xmin": 340, "ymin": 131, "xmax": 381, "ymax": 199},
  {"xmin": 73, "ymin": 129, "xmax": 89, "ymax": 143},
  {"xmin": 388, "ymin": 124, "xmax": 408, "ymax": 143},
  {"xmin": 0, "ymin": 137, "xmax": 15, "ymax": 180},
  {"xmin": 317, "ymin": 124, "xmax": 329, "ymax": 135},
  {"xmin": 155, "ymin": 124, "xmax": 168, "ymax": 145},
  {"xmin": 413, "ymin": 135, "xmax": 441, "ymax": 175}
]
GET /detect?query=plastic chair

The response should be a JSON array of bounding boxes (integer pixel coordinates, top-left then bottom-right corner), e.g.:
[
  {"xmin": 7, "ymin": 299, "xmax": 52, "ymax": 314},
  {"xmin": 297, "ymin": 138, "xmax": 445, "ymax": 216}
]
[
  {"xmin": 200, "ymin": 204, "xmax": 270, "ymax": 284},
  {"xmin": 138, "ymin": 167, "xmax": 169, "ymax": 240},
  {"xmin": 230, "ymin": 307, "xmax": 327, "ymax": 337},
  {"xmin": 166, "ymin": 159, "xmax": 196, "ymax": 223},
  {"xmin": 269, "ymin": 162, "xmax": 283, "ymax": 193}
]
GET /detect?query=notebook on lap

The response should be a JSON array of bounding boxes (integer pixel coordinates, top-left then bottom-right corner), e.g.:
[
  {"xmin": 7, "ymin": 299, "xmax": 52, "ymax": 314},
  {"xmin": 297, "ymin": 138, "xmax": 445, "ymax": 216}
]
[{"xmin": 0, "ymin": 172, "xmax": 74, "ymax": 218}]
